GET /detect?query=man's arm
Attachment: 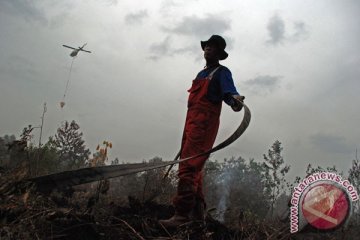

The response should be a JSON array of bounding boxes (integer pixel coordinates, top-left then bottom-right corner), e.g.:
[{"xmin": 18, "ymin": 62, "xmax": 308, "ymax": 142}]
[
  {"xmin": 230, "ymin": 95, "xmax": 245, "ymax": 112},
  {"xmin": 219, "ymin": 68, "xmax": 245, "ymax": 112}
]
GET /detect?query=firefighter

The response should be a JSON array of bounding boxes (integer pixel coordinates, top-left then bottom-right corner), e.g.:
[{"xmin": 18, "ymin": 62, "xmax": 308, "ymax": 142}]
[{"xmin": 160, "ymin": 35, "xmax": 245, "ymax": 227}]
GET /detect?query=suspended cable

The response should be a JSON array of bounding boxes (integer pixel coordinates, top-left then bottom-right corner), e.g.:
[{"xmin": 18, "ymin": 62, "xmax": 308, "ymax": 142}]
[{"xmin": 60, "ymin": 57, "xmax": 76, "ymax": 109}]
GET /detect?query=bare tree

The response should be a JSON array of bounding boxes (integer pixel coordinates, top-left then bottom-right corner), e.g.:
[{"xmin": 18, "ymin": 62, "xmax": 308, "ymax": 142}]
[{"xmin": 262, "ymin": 140, "xmax": 290, "ymax": 217}]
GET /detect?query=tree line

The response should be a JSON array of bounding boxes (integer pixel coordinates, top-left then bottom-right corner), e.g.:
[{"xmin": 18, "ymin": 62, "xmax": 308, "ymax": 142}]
[
  {"xmin": 0, "ymin": 120, "xmax": 90, "ymax": 176},
  {"xmin": 1, "ymin": 121, "xmax": 359, "ymax": 226}
]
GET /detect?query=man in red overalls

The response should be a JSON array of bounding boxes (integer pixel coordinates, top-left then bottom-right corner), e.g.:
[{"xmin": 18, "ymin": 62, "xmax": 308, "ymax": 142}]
[{"xmin": 160, "ymin": 35, "xmax": 244, "ymax": 227}]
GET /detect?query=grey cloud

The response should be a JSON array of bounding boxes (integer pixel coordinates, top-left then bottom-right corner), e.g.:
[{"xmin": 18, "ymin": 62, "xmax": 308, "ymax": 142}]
[
  {"xmin": 293, "ymin": 22, "xmax": 306, "ymax": 36},
  {"xmin": 244, "ymin": 75, "xmax": 282, "ymax": 94},
  {"xmin": 148, "ymin": 35, "xmax": 199, "ymax": 60},
  {"xmin": 151, "ymin": 14, "xmax": 231, "ymax": 60},
  {"xmin": 290, "ymin": 21, "xmax": 309, "ymax": 42},
  {"xmin": 174, "ymin": 44, "xmax": 203, "ymax": 61},
  {"xmin": 160, "ymin": 0, "xmax": 179, "ymax": 12},
  {"xmin": 160, "ymin": 0, "xmax": 199, "ymax": 14},
  {"xmin": 173, "ymin": 45, "xmax": 198, "ymax": 55},
  {"xmin": 0, "ymin": 0, "xmax": 47, "ymax": 25},
  {"xmin": 310, "ymin": 133, "xmax": 353, "ymax": 154},
  {"xmin": 99, "ymin": 0, "xmax": 119, "ymax": 6},
  {"xmin": 0, "ymin": 1, "xmax": 72, "ymax": 29},
  {"xmin": 149, "ymin": 36, "xmax": 172, "ymax": 60},
  {"xmin": 266, "ymin": 14, "xmax": 309, "ymax": 46},
  {"xmin": 96, "ymin": 0, "xmax": 119, "ymax": 6},
  {"xmin": 1, "ymin": 55, "xmax": 39, "ymax": 82},
  {"xmin": 149, "ymin": 37, "xmax": 205, "ymax": 61},
  {"xmin": 162, "ymin": 14, "xmax": 231, "ymax": 39},
  {"xmin": 125, "ymin": 10, "xmax": 149, "ymax": 25},
  {"xmin": 49, "ymin": 13, "xmax": 68, "ymax": 29},
  {"xmin": 266, "ymin": 14, "xmax": 285, "ymax": 45}
]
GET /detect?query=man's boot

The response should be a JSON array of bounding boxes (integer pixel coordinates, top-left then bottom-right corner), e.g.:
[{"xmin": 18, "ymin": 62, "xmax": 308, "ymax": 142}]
[{"xmin": 159, "ymin": 212, "xmax": 190, "ymax": 228}]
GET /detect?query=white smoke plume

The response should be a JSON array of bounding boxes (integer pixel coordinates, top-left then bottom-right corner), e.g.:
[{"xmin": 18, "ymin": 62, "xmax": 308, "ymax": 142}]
[{"xmin": 216, "ymin": 166, "xmax": 236, "ymax": 222}]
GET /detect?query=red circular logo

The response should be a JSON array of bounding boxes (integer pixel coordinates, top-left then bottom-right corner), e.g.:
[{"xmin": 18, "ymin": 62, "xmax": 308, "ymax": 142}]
[{"xmin": 301, "ymin": 183, "xmax": 350, "ymax": 230}]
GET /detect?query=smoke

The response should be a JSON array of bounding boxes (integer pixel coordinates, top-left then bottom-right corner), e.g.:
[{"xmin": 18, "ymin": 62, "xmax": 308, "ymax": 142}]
[
  {"xmin": 216, "ymin": 166, "xmax": 236, "ymax": 222},
  {"xmin": 205, "ymin": 157, "xmax": 273, "ymax": 223}
]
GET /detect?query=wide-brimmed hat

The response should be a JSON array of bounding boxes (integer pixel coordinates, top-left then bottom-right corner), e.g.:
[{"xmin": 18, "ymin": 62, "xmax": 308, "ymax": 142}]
[{"xmin": 201, "ymin": 35, "xmax": 228, "ymax": 60}]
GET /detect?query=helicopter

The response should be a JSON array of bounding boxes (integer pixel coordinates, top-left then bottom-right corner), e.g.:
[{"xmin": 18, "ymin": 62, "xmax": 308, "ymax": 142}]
[{"xmin": 62, "ymin": 43, "xmax": 91, "ymax": 57}]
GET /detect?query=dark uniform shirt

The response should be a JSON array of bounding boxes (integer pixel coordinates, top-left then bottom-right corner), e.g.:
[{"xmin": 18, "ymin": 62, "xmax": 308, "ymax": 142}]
[{"xmin": 195, "ymin": 65, "xmax": 240, "ymax": 106}]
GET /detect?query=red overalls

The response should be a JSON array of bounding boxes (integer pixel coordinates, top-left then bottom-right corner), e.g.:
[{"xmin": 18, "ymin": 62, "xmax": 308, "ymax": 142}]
[{"xmin": 173, "ymin": 67, "xmax": 222, "ymax": 215}]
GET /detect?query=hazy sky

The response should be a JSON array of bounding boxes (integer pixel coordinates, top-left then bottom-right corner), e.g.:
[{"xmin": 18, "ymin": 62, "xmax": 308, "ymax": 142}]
[{"xmin": 0, "ymin": 0, "xmax": 359, "ymax": 178}]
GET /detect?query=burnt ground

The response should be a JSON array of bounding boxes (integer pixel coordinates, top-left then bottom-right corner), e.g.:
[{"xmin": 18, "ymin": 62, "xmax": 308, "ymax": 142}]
[
  {"xmin": 0, "ymin": 170, "xmax": 359, "ymax": 240},
  {"xmin": 0, "ymin": 190, "xmax": 279, "ymax": 240}
]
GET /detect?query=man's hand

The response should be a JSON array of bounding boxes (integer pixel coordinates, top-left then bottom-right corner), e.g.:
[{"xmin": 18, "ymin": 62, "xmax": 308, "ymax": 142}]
[{"xmin": 231, "ymin": 95, "xmax": 245, "ymax": 112}]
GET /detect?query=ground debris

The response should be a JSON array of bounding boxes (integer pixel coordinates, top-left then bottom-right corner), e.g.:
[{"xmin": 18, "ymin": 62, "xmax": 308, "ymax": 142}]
[{"xmin": 3, "ymin": 170, "xmax": 353, "ymax": 240}]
